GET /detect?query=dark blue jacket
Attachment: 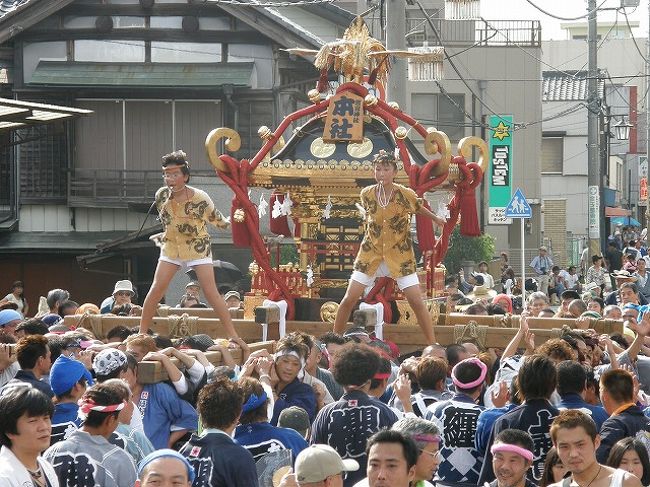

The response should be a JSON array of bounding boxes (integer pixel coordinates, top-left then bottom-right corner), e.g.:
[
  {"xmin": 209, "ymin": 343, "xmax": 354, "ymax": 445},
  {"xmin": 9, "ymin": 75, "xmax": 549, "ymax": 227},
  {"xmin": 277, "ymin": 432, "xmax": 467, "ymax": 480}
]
[
  {"xmin": 51, "ymin": 402, "xmax": 81, "ymax": 445},
  {"xmin": 7, "ymin": 370, "xmax": 54, "ymax": 398},
  {"xmin": 596, "ymin": 405, "xmax": 650, "ymax": 463},
  {"xmin": 311, "ymin": 389, "xmax": 397, "ymax": 487},
  {"xmin": 475, "ymin": 403, "xmax": 517, "ymax": 456},
  {"xmin": 427, "ymin": 393, "xmax": 485, "ymax": 487},
  {"xmin": 271, "ymin": 378, "xmax": 316, "ymax": 426},
  {"xmin": 558, "ymin": 393, "xmax": 609, "ymax": 430},
  {"xmin": 181, "ymin": 431, "xmax": 259, "ymax": 487},
  {"xmin": 234, "ymin": 422, "xmax": 307, "ymax": 462},
  {"xmin": 479, "ymin": 399, "xmax": 559, "ymax": 485}
]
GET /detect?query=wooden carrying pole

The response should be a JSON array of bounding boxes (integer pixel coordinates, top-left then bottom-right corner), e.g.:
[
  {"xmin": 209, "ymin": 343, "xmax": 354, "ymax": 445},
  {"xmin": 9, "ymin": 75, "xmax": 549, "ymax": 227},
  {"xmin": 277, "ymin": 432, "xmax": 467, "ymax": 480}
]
[{"xmin": 137, "ymin": 341, "xmax": 276, "ymax": 384}]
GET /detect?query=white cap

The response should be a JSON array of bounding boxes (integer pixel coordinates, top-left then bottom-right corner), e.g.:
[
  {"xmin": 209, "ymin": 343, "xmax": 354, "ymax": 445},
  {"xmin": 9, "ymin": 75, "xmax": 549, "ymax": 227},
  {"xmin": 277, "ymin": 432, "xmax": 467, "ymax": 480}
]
[
  {"xmin": 112, "ymin": 280, "xmax": 135, "ymax": 296},
  {"xmin": 295, "ymin": 445, "xmax": 359, "ymax": 483}
]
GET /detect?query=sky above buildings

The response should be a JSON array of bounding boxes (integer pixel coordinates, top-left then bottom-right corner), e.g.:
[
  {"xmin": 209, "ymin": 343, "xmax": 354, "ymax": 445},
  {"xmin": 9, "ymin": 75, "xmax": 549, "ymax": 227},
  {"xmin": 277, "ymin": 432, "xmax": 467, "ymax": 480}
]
[{"xmin": 480, "ymin": 0, "xmax": 648, "ymax": 40}]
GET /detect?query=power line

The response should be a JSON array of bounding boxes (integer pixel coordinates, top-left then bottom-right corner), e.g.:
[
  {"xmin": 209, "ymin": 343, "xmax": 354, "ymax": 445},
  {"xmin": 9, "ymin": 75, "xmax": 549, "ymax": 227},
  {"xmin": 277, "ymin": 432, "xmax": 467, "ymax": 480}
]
[
  {"xmin": 205, "ymin": 0, "xmax": 335, "ymax": 6},
  {"xmin": 522, "ymin": 0, "xmax": 609, "ymax": 21},
  {"xmin": 413, "ymin": 0, "xmax": 507, "ymax": 131},
  {"xmin": 621, "ymin": 7, "xmax": 649, "ymax": 63}
]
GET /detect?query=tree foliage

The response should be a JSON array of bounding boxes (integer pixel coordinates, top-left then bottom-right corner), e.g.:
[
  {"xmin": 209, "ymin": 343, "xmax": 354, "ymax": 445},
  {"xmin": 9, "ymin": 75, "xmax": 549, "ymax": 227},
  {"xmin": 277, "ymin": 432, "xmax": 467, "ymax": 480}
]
[{"xmin": 443, "ymin": 227, "xmax": 496, "ymax": 274}]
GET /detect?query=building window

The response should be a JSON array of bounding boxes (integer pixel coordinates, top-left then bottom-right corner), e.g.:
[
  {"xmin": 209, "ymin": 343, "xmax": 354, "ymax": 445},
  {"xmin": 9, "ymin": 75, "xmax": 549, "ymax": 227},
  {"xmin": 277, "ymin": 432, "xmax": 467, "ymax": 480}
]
[
  {"xmin": 150, "ymin": 42, "xmax": 222, "ymax": 63},
  {"xmin": 74, "ymin": 40, "xmax": 145, "ymax": 62},
  {"xmin": 542, "ymin": 136, "xmax": 563, "ymax": 173},
  {"xmin": 410, "ymin": 93, "xmax": 465, "ymax": 141}
]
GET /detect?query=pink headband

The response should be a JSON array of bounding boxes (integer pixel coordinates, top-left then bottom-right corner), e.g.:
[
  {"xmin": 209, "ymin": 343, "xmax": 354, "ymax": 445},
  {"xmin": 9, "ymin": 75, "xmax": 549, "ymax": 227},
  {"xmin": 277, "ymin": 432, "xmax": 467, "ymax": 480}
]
[
  {"xmin": 451, "ymin": 358, "xmax": 488, "ymax": 389},
  {"xmin": 491, "ymin": 443, "xmax": 534, "ymax": 462},
  {"xmin": 413, "ymin": 434, "xmax": 441, "ymax": 443}
]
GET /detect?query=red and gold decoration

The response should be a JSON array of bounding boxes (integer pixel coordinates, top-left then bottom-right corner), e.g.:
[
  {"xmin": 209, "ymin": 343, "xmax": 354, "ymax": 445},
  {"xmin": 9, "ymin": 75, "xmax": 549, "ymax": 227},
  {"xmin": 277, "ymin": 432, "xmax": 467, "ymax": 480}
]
[{"xmin": 205, "ymin": 17, "xmax": 487, "ymax": 322}]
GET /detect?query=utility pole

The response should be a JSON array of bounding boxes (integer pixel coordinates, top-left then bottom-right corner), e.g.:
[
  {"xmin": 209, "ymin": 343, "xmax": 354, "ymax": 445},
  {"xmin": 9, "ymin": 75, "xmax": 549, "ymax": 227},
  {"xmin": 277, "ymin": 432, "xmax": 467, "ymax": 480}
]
[
  {"xmin": 386, "ymin": 0, "xmax": 407, "ymax": 109},
  {"xmin": 587, "ymin": 0, "xmax": 601, "ymax": 258}
]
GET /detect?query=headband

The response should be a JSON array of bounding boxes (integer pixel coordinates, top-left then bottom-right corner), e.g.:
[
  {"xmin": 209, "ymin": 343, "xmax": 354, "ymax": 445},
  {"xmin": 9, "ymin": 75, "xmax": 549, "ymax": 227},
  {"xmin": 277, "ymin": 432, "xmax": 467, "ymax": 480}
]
[
  {"xmin": 413, "ymin": 433, "xmax": 441, "ymax": 443},
  {"xmin": 373, "ymin": 372, "xmax": 391, "ymax": 380},
  {"xmin": 491, "ymin": 443, "xmax": 534, "ymax": 462},
  {"xmin": 274, "ymin": 350, "xmax": 306, "ymax": 368},
  {"xmin": 242, "ymin": 391, "xmax": 268, "ymax": 413},
  {"xmin": 138, "ymin": 449, "xmax": 196, "ymax": 483},
  {"xmin": 77, "ymin": 398, "xmax": 125, "ymax": 420},
  {"xmin": 451, "ymin": 358, "xmax": 488, "ymax": 389}
]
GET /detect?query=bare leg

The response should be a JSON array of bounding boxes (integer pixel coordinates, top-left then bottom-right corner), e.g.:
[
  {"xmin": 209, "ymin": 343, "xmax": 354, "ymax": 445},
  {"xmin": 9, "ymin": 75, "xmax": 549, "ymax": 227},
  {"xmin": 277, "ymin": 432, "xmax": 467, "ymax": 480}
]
[
  {"xmin": 401, "ymin": 284, "xmax": 436, "ymax": 344},
  {"xmin": 140, "ymin": 260, "xmax": 180, "ymax": 334},
  {"xmin": 333, "ymin": 279, "xmax": 367, "ymax": 334},
  {"xmin": 193, "ymin": 263, "xmax": 240, "ymax": 339}
]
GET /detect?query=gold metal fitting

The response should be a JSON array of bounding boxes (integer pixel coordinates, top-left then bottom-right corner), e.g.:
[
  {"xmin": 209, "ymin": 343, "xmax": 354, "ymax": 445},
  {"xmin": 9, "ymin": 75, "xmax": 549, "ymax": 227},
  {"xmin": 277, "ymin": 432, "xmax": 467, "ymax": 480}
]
[
  {"xmin": 258, "ymin": 126, "xmax": 272, "ymax": 141},
  {"xmin": 308, "ymin": 89, "xmax": 321, "ymax": 103},
  {"xmin": 364, "ymin": 94, "xmax": 378, "ymax": 107},
  {"xmin": 233, "ymin": 208, "xmax": 246, "ymax": 222},
  {"xmin": 388, "ymin": 101, "xmax": 400, "ymax": 110},
  {"xmin": 394, "ymin": 126, "xmax": 408, "ymax": 140}
]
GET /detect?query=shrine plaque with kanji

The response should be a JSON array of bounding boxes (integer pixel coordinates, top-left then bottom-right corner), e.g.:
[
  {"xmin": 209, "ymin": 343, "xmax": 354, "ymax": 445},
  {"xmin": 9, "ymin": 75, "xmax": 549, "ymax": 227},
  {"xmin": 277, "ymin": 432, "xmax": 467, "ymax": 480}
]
[{"xmin": 323, "ymin": 91, "xmax": 364, "ymax": 143}]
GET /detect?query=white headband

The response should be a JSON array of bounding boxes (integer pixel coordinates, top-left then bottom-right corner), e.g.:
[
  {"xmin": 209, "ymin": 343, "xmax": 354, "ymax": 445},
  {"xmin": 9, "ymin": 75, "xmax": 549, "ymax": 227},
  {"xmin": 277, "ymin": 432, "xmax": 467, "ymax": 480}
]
[{"xmin": 274, "ymin": 350, "xmax": 306, "ymax": 368}]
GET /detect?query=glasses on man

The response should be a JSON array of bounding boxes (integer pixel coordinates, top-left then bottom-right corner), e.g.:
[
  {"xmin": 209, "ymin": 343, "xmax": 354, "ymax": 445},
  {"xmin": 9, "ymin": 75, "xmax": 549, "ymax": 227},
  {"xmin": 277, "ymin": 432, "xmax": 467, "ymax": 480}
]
[
  {"xmin": 162, "ymin": 172, "xmax": 183, "ymax": 180},
  {"xmin": 115, "ymin": 291, "xmax": 132, "ymax": 297},
  {"xmin": 418, "ymin": 448, "xmax": 441, "ymax": 460}
]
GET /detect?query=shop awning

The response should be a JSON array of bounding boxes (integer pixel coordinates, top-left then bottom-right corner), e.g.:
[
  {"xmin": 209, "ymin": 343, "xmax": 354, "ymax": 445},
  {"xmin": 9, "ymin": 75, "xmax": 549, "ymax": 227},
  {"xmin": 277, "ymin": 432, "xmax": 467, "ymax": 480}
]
[
  {"xmin": 0, "ymin": 97, "xmax": 92, "ymax": 131},
  {"xmin": 605, "ymin": 207, "xmax": 632, "ymax": 217},
  {"xmin": 30, "ymin": 61, "xmax": 254, "ymax": 88}
]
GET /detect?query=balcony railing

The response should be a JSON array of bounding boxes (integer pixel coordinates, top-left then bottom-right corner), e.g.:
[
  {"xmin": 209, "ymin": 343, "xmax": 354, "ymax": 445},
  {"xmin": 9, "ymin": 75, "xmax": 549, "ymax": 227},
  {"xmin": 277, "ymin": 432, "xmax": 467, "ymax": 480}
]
[
  {"xmin": 67, "ymin": 168, "xmax": 217, "ymax": 207},
  {"xmin": 402, "ymin": 18, "xmax": 541, "ymax": 48}
]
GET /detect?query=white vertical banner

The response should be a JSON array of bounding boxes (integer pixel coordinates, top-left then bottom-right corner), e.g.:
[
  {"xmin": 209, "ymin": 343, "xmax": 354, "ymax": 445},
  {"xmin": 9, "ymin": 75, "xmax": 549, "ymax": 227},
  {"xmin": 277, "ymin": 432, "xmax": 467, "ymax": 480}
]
[{"xmin": 588, "ymin": 185, "xmax": 600, "ymax": 239}]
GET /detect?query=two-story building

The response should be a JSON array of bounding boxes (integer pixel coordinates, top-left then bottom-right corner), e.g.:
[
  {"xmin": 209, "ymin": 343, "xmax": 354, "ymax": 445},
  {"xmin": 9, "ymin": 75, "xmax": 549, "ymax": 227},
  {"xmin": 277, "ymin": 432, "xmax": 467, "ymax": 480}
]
[{"xmin": 0, "ymin": 0, "xmax": 353, "ymax": 305}]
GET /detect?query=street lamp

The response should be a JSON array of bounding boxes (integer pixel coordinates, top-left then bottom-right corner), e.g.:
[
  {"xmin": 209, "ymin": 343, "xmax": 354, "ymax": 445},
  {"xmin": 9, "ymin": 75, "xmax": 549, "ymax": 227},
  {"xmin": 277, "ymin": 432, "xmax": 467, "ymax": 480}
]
[{"xmin": 613, "ymin": 116, "xmax": 633, "ymax": 141}]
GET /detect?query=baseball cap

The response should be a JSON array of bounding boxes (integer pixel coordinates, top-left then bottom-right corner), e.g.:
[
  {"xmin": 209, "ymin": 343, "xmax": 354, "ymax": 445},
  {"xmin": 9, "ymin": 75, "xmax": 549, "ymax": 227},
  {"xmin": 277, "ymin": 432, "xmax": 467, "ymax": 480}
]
[
  {"xmin": 185, "ymin": 281, "xmax": 200, "ymax": 289},
  {"xmin": 41, "ymin": 313, "xmax": 62, "ymax": 326},
  {"xmin": 295, "ymin": 445, "xmax": 359, "ymax": 483},
  {"xmin": 224, "ymin": 290, "xmax": 241, "ymax": 301},
  {"xmin": 0, "ymin": 309, "xmax": 22, "ymax": 327},
  {"xmin": 278, "ymin": 406, "xmax": 311, "ymax": 436},
  {"xmin": 50, "ymin": 355, "xmax": 94, "ymax": 396},
  {"xmin": 179, "ymin": 334, "xmax": 214, "ymax": 352}
]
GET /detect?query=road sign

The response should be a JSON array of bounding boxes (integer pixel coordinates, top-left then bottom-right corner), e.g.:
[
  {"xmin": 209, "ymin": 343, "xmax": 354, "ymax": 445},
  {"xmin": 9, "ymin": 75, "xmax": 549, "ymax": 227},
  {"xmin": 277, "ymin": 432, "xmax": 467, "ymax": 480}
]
[{"xmin": 504, "ymin": 188, "xmax": 532, "ymax": 219}]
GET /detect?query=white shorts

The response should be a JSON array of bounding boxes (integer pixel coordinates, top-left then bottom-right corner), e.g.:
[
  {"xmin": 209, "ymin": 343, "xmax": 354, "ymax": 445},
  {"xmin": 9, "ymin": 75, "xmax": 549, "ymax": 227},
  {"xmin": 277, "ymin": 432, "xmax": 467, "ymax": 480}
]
[
  {"xmin": 159, "ymin": 255, "xmax": 213, "ymax": 268},
  {"xmin": 351, "ymin": 261, "xmax": 420, "ymax": 290}
]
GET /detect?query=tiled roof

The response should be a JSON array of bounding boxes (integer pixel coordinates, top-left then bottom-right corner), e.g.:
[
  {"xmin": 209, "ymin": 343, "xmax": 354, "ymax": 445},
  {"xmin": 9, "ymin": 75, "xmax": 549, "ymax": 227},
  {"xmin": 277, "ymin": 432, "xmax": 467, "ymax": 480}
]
[{"xmin": 542, "ymin": 70, "xmax": 605, "ymax": 102}]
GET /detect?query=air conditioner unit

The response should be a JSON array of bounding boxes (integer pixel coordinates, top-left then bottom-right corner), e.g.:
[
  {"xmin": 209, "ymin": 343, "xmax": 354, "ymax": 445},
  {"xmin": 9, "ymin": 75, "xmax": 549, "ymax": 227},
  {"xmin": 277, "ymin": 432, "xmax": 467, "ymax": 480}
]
[{"xmin": 621, "ymin": 0, "xmax": 640, "ymax": 7}]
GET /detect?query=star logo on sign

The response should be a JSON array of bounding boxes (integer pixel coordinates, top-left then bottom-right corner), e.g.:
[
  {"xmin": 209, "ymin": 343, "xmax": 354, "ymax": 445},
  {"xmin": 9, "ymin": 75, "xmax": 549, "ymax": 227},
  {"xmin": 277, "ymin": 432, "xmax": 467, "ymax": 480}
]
[{"xmin": 492, "ymin": 121, "xmax": 511, "ymax": 141}]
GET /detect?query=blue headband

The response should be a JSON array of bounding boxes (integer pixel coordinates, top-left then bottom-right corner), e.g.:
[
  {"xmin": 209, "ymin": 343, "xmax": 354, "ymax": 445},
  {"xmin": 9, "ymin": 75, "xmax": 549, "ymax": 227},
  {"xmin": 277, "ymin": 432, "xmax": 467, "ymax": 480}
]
[
  {"xmin": 242, "ymin": 391, "xmax": 268, "ymax": 413},
  {"xmin": 137, "ymin": 449, "xmax": 195, "ymax": 483}
]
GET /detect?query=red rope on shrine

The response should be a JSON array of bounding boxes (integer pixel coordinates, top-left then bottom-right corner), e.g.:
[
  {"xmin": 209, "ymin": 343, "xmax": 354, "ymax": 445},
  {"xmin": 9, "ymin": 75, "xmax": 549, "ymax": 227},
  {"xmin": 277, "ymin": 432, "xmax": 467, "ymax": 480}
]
[{"xmin": 211, "ymin": 81, "xmax": 483, "ymax": 321}]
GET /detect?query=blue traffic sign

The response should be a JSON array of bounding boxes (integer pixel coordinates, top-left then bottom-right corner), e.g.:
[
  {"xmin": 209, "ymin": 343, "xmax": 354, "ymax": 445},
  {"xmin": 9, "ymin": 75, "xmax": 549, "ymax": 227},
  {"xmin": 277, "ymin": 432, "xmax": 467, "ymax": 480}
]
[{"xmin": 504, "ymin": 188, "xmax": 532, "ymax": 218}]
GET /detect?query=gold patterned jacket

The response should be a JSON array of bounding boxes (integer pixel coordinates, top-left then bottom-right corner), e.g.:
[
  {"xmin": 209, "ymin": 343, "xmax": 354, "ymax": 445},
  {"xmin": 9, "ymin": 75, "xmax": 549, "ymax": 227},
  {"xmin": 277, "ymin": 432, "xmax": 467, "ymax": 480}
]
[
  {"xmin": 354, "ymin": 183, "xmax": 423, "ymax": 277},
  {"xmin": 155, "ymin": 186, "xmax": 229, "ymax": 261}
]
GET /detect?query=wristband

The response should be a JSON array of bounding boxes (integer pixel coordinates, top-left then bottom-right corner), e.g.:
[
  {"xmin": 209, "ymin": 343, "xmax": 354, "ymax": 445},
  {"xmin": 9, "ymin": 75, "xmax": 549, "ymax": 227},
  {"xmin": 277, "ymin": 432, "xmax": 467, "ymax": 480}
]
[{"xmin": 259, "ymin": 374, "xmax": 271, "ymax": 380}]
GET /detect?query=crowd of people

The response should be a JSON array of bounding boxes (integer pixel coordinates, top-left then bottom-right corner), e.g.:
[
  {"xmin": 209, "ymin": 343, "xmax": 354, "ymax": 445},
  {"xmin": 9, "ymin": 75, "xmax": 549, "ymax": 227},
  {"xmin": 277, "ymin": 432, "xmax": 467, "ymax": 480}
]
[
  {"xmin": 0, "ymin": 267, "xmax": 650, "ymax": 487},
  {"xmin": 2, "ymin": 147, "xmax": 650, "ymax": 486}
]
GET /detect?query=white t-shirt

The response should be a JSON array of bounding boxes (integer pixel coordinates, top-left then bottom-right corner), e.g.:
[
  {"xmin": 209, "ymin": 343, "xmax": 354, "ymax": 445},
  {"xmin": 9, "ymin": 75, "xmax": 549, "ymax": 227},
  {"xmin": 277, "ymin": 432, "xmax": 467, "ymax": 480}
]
[
  {"xmin": 3, "ymin": 294, "xmax": 24, "ymax": 314},
  {"xmin": 559, "ymin": 270, "xmax": 579, "ymax": 288}
]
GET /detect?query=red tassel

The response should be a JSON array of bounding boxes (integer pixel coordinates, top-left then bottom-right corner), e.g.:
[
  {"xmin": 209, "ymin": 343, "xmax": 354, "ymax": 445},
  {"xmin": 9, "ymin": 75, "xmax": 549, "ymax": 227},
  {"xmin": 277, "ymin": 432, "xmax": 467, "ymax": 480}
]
[
  {"xmin": 416, "ymin": 202, "xmax": 435, "ymax": 251},
  {"xmin": 269, "ymin": 192, "xmax": 291, "ymax": 237},
  {"xmin": 230, "ymin": 202, "xmax": 251, "ymax": 248},
  {"xmin": 459, "ymin": 187, "xmax": 481, "ymax": 237},
  {"xmin": 316, "ymin": 69, "xmax": 329, "ymax": 93}
]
